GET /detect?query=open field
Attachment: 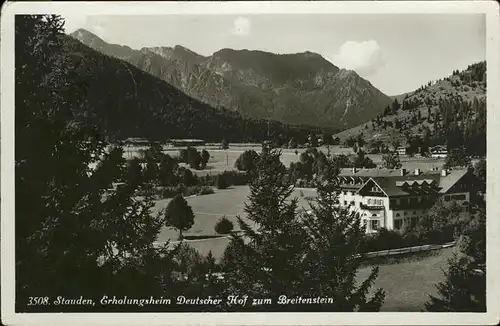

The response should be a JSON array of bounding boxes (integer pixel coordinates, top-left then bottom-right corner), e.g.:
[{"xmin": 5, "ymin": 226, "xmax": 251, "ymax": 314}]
[
  {"xmin": 120, "ymin": 144, "xmax": 446, "ymax": 175},
  {"xmin": 357, "ymin": 247, "xmax": 454, "ymax": 311},
  {"xmin": 178, "ymin": 236, "xmax": 454, "ymax": 312},
  {"xmin": 154, "ymin": 185, "xmax": 317, "ymax": 242}
]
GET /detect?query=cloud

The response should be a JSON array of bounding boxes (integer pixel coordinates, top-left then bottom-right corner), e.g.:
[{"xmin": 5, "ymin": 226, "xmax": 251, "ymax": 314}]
[
  {"xmin": 231, "ymin": 16, "xmax": 251, "ymax": 36},
  {"xmin": 332, "ymin": 40, "xmax": 385, "ymax": 76},
  {"xmin": 60, "ymin": 14, "xmax": 88, "ymax": 34}
]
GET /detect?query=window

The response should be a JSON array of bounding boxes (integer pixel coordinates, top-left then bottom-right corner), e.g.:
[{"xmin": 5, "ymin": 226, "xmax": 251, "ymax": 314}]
[
  {"xmin": 394, "ymin": 219, "xmax": 403, "ymax": 230},
  {"xmin": 344, "ymin": 201, "xmax": 347, "ymax": 206},
  {"xmin": 451, "ymin": 194, "xmax": 467, "ymax": 201},
  {"xmin": 370, "ymin": 220, "xmax": 379, "ymax": 231},
  {"xmin": 411, "ymin": 216, "xmax": 419, "ymax": 227},
  {"xmin": 396, "ymin": 213, "xmax": 401, "ymax": 217},
  {"xmin": 444, "ymin": 195, "xmax": 451, "ymax": 201},
  {"xmin": 372, "ymin": 213, "xmax": 377, "ymax": 217}
]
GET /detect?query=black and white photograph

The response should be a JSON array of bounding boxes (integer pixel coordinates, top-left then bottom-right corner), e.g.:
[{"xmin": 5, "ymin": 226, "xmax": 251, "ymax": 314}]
[{"xmin": 1, "ymin": 1, "xmax": 499, "ymax": 325}]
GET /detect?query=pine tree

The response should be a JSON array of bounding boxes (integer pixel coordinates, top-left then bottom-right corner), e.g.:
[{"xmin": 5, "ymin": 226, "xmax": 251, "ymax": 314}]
[
  {"xmin": 125, "ymin": 157, "xmax": 144, "ymax": 187},
  {"xmin": 382, "ymin": 152, "xmax": 402, "ymax": 169},
  {"xmin": 425, "ymin": 206, "xmax": 485, "ymax": 312},
  {"xmin": 298, "ymin": 159, "xmax": 385, "ymax": 311},
  {"xmin": 158, "ymin": 154, "xmax": 178, "ymax": 186},
  {"xmin": 144, "ymin": 156, "xmax": 160, "ymax": 183},
  {"xmin": 288, "ymin": 137, "xmax": 298, "ymax": 149},
  {"xmin": 221, "ymin": 149, "xmax": 309, "ymax": 310},
  {"xmin": 221, "ymin": 138, "xmax": 229, "ymax": 150},
  {"xmin": 221, "ymin": 150, "xmax": 385, "ymax": 311},
  {"xmin": 165, "ymin": 194, "xmax": 195, "ymax": 240},
  {"xmin": 444, "ymin": 147, "xmax": 471, "ymax": 169},
  {"xmin": 201, "ymin": 149, "xmax": 210, "ymax": 169},
  {"xmin": 15, "ymin": 15, "xmax": 180, "ymax": 310},
  {"xmin": 425, "ymin": 253, "xmax": 485, "ymax": 312}
]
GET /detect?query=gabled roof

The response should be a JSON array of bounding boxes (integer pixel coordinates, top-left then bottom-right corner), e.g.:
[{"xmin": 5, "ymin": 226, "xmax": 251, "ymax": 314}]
[{"xmin": 340, "ymin": 168, "xmax": 469, "ymax": 197}]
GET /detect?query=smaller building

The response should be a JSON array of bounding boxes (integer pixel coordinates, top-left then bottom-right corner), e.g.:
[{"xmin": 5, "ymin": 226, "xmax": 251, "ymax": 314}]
[
  {"xmin": 167, "ymin": 139, "xmax": 206, "ymax": 147},
  {"xmin": 396, "ymin": 146, "xmax": 407, "ymax": 155},
  {"xmin": 123, "ymin": 137, "xmax": 150, "ymax": 146},
  {"xmin": 430, "ymin": 145, "xmax": 448, "ymax": 158}
]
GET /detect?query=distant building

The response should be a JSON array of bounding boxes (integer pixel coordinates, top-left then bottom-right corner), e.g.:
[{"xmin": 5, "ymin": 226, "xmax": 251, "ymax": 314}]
[
  {"xmin": 430, "ymin": 145, "xmax": 448, "ymax": 158},
  {"xmin": 167, "ymin": 139, "xmax": 206, "ymax": 147},
  {"xmin": 396, "ymin": 146, "xmax": 407, "ymax": 155},
  {"xmin": 123, "ymin": 137, "xmax": 150, "ymax": 146},
  {"xmin": 336, "ymin": 167, "xmax": 473, "ymax": 233}
]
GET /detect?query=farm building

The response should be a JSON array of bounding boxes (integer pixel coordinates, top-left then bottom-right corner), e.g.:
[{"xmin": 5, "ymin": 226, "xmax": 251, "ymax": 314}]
[{"xmin": 430, "ymin": 145, "xmax": 448, "ymax": 158}]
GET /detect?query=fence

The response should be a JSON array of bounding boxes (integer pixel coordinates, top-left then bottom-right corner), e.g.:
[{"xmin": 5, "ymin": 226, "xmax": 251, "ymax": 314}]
[{"xmin": 361, "ymin": 241, "xmax": 456, "ymax": 259}]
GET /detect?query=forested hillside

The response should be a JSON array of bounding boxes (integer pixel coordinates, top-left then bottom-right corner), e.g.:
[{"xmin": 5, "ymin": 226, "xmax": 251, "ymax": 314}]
[
  {"xmin": 336, "ymin": 62, "xmax": 486, "ymax": 157},
  {"xmin": 62, "ymin": 36, "xmax": 332, "ymax": 143}
]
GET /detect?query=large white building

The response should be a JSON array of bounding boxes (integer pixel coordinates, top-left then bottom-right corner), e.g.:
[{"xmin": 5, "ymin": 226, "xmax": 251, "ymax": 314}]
[{"xmin": 336, "ymin": 167, "xmax": 472, "ymax": 233}]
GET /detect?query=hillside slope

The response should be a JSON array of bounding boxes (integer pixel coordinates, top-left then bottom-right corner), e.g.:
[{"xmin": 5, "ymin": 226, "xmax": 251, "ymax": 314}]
[
  {"xmin": 70, "ymin": 29, "xmax": 392, "ymax": 129},
  {"xmin": 63, "ymin": 36, "xmax": 324, "ymax": 142},
  {"xmin": 336, "ymin": 61, "xmax": 486, "ymax": 156}
]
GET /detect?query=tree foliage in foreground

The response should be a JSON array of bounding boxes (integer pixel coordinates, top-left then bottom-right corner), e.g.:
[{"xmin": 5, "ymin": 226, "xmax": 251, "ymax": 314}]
[
  {"xmin": 14, "ymin": 15, "xmax": 203, "ymax": 311},
  {"xmin": 221, "ymin": 150, "xmax": 385, "ymax": 311},
  {"xmin": 425, "ymin": 210, "xmax": 486, "ymax": 312}
]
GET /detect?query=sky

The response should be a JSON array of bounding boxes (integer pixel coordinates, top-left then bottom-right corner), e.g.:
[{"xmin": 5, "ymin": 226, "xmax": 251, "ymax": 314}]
[{"xmin": 62, "ymin": 14, "xmax": 486, "ymax": 96}]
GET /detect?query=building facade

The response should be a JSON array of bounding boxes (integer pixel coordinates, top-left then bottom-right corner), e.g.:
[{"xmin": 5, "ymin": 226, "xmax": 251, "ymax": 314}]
[
  {"xmin": 430, "ymin": 145, "xmax": 448, "ymax": 158},
  {"xmin": 336, "ymin": 167, "xmax": 473, "ymax": 233},
  {"xmin": 396, "ymin": 146, "xmax": 407, "ymax": 156}
]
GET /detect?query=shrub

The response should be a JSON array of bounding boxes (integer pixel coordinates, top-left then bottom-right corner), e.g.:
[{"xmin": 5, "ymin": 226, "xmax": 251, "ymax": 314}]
[
  {"xmin": 196, "ymin": 186, "xmax": 214, "ymax": 196},
  {"xmin": 235, "ymin": 150, "xmax": 259, "ymax": 172},
  {"xmin": 161, "ymin": 185, "xmax": 184, "ymax": 198},
  {"xmin": 214, "ymin": 216, "xmax": 234, "ymax": 234},
  {"xmin": 216, "ymin": 174, "xmax": 229, "ymax": 190}
]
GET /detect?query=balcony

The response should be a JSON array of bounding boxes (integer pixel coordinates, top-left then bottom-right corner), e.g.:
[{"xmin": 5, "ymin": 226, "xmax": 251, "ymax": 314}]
[{"xmin": 360, "ymin": 203, "xmax": 385, "ymax": 210}]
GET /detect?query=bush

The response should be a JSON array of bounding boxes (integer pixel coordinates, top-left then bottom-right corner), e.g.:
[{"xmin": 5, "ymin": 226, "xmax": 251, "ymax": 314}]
[
  {"xmin": 216, "ymin": 174, "xmax": 229, "ymax": 190},
  {"xmin": 235, "ymin": 150, "xmax": 259, "ymax": 172},
  {"xmin": 214, "ymin": 216, "xmax": 234, "ymax": 234},
  {"xmin": 196, "ymin": 186, "xmax": 214, "ymax": 196},
  {"xmin": 161, "ymin": 185, "xmax": 184, "ymax": 198},
  {"xmin": 161, "ymin": 185, "xmax": 214, "ymax": 198}
]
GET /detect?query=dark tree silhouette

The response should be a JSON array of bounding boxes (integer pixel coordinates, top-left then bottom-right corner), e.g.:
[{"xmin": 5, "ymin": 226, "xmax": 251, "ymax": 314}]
[
  {"xmin": 165, "ymin": 194, "xmax": 195, "ymax": 240},
  {"xmin": 382, "ymin": 152, "xmax": 402, "ymax": 169},
  {"xmin": 221, "ymin": 150, "xmax": 384, "ymax": 311}
]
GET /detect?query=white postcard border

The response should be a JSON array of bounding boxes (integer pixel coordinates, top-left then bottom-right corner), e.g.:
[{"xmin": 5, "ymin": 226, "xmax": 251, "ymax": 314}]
[{"xmin": 1, "ymin": 1, "xmax": 499, "ymax": 325}]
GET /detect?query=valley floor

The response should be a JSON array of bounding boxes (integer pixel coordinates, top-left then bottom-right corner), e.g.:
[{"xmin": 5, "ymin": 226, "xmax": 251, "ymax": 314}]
[{"xmin": 152, "ymin": 184, "xmax": 453, "ymax": 312}]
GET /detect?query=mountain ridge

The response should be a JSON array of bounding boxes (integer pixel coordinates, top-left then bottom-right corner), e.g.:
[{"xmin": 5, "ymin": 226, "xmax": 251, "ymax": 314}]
[
  {"xmin": 70, "ymin": 28, "xmax": 392, "ymax": 129},
  {"xmin": 62, "ymin": 34, "xmax": 332, "ymax": 143}
]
